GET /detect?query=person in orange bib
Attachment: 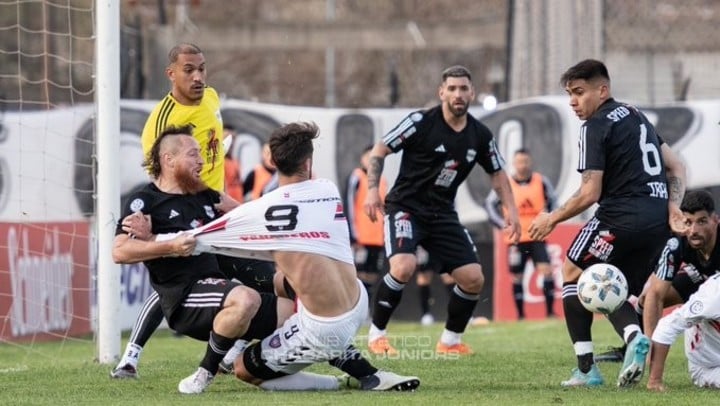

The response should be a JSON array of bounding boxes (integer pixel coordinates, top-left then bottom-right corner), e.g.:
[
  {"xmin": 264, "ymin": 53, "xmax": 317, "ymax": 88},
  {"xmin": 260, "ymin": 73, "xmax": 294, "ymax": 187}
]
[{"xmin": 486, "ymin": 148, "xmax": 557, "ymax": 320}]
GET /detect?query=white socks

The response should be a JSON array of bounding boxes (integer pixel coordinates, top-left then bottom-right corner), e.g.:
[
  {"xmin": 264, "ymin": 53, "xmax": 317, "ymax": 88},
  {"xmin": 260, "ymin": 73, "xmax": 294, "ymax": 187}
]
[
  {"xmin": 120, "ymin": 343, "xmax": 143, "ymax": 367},
  {"xmin": 259, "ymin": 372, "xmax": 339, "ymax": 391},
  {"xmin": 439, "ymin": 329, "xmax": 463, "ymax": 346},
  {"xmin": 221, "ymin": 339, "xmax": 248, "ymax": 366},
  {"xmin": 368, "ymin": 324, "xmax": 387, "ymax": 343}
]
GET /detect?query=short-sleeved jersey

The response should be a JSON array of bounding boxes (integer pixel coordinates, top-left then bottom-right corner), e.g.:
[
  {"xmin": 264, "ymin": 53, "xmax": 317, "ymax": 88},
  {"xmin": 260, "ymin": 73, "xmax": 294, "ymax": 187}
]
[
  {"xmin": 189, "ymin": 178, "xmax": 354, "ymax": 265},
  {"xmin": 578, "ymin": 98, "xmax": 668, "ymax": 230},
  {"xmin": 652, "ymin": 273, "xmax": 720, "ymax": 368},
  {"xmin": 654, "ymin": 227, "xmax": 720, "ymax": 282},
  {"xmin": 116, "ymin": 183, "xmax": 225, "ymax": 318},
  {"xmin": 382, "ymin": 105, "xmax": 504, "ymax": 216},
  {"xmin": 141, "ymin": 86, "xmax": 224, "ymax": 191}
]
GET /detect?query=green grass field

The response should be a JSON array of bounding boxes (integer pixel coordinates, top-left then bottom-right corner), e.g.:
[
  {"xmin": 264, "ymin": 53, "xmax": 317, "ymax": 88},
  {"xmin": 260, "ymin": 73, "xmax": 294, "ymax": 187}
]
[{"xmin": 1, "ymin": 319, "xmax": 714, "ymax": 405}]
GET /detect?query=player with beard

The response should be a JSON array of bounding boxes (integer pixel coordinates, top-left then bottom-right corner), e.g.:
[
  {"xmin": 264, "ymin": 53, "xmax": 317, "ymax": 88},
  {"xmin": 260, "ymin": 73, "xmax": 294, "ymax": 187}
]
[
  {"xmin": 112, "ymin": 43, "xmax": 276, "ymax": 380},
  {"xmin": 112, "ymin": 125, "xmax": 294, "ymax": 394},
  {"xmin": 363, "ymin": 65, "xmax": 520, "ymax": 356}
]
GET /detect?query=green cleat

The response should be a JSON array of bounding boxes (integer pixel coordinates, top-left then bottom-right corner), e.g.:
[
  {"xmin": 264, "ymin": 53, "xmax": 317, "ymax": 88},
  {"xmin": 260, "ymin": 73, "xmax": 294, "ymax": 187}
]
[
  {"xmin": 560, "ymin": 365, "xmax": 604, "ymax": 387},
  {"xmin": 617, "ymin": 334, "xmax": 650, "ymax": 387}
]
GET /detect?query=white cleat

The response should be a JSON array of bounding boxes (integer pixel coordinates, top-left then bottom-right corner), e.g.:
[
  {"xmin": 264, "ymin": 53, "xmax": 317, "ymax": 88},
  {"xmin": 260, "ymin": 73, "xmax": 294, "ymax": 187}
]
[
  {"xmin": 178, "ymin": 367, "xmax": 214, "ymax": 394},
  {"xmin": 361, "ymin": 370, "xmax": 421, "ymax": 391}
]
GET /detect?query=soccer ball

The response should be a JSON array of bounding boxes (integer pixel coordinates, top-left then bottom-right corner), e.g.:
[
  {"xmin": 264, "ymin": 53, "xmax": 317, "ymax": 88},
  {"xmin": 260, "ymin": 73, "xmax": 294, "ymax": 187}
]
[{"xmin": 577, "ymin": 263, "xmax": 628, "ymax": 314}]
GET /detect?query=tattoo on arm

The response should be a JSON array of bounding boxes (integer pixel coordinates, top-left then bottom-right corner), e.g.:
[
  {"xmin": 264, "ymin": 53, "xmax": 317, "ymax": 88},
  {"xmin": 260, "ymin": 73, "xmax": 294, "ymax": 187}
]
[
  {"xmin": 667, "ymin": 176, "xmax": 684, "ymax": 205},
  {"xmin": 367, "ymin": 156, "xmax": 384, "ymax": 189}
]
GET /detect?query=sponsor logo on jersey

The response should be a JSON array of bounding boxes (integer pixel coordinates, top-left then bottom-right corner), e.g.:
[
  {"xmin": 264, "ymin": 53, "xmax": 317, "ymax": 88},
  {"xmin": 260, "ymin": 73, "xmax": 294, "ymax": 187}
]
[
  {"xmin": 130, "ymin": 198, "xmax": 144, "ymax": 212},
  {"xmin": 466, "ymin": 148, "xmax": 476, "ymax": 162},
  {"xmin": 434, "ymin": 144, "xmax": 446, "ymax": 153},
  {"xmin": 169, "ymin": 209, "xmax": 179, "ymax": 219},
  {"xmin": 588, "ymin": 234, "xmax": 615, "ymax": 262},
  {"xmin": 204, "ymin": 205, "xmax": 215, "ymax": 219}
]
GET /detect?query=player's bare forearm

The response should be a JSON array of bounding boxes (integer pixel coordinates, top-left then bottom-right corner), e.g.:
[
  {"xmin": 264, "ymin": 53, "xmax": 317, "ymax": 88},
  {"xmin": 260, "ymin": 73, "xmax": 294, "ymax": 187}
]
[
  {"xmin": 549, "ymin": 170, "xmax": 601, "ymax": 225},
  {"xmin": 642, "ymin": 289, "xmax": 665, "ymax": 340},
  {"xmin": 647, "ymin": 342, "xmax": 670, "ymax": 391},
  {"xmin": 491, "ymin": 171, "xmax": 518, "ymax": 220},
  {"xmin": 667, "ymin": 175, "xmax": 685, "ymax": 207},
  {"xmin": 367, "ymin": 156, "xmax": 384, "ymax": 189}
]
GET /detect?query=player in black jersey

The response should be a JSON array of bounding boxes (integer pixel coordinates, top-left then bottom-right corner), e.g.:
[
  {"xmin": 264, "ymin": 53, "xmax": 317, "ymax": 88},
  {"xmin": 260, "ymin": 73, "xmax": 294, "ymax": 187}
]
[
  {"xmin": 528, "ymin": 59, "xmax": 687, "ymax": 388},
  {"xmin": 114, "ymin": 126, "xmax": 421, "ymax": 393},
  {"xmin": 112, "ymin": 126, "xmax": 291, "ymax": 394},
  {"xmin": 642, "ymin": 190, "xmax": 720, "ymax": 342},
  {"xmin": 364, "ymin": 65, "xmax": 520, "ymax": 356}
]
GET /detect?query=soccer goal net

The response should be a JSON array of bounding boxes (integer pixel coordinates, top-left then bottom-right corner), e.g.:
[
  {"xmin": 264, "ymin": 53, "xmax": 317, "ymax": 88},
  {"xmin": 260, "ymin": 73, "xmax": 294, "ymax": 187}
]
[{"xmin": 0, "ymin": 0, "xmax": 126, "ymax": 364}]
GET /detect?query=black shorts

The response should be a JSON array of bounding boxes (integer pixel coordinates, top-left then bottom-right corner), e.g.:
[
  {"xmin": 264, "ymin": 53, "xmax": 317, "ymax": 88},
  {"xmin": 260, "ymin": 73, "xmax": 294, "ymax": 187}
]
[
  {"xmin": 509, "ymin": 241, "xmax": 550, "ymax": 274},
  {"xmin": 384, "ymin": 209, "xmax": 477, "ymax": 273},
  {"xmin": 216, "ymin": 255, "xmax": 276, "ymax": 294},
  {"xmin": 169, "ymin": 277, "xmax": 279, "ymax": 342},
  {"xmin": 168, "ymin": 277, "xmax": 241, "ymax": 341},
  {"xmin": 566, "ymin": 217, "xmax": 669, "ymax": 296},
  {"xmin": 672, "ymin": 269, "xmax": 708, "ymax": 302},
  {"xmin": 355, "ymin": 245, "xmax": 386, "ymax": 274}
]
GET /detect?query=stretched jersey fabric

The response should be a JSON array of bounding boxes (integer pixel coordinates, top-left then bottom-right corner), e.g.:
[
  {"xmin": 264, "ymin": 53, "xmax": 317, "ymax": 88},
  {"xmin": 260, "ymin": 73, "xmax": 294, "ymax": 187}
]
[
  {"xmin": 141, "ymin": 86, "xmax": 224, "ymax": 191},
  {"xmin": 578, "ymin": 98, "xmax": 668, "ymax": 230},
  {"xmin": 189, "ymin": 178, "xmax": 354, "ymax": 265},
  {"xmin": 382, "ymin": 105, "xmax": 504, "ymax": 216},
  {"xmin": 116, "ymin": 183, "xmax": 224, "ymax": 318},
  {"xmin": 653, "ymin": 227, "xmax": 720, "ymax": 282},
  {"xmin": 653, "ymin": 273, "xmax": 720, "ymax": 369}
]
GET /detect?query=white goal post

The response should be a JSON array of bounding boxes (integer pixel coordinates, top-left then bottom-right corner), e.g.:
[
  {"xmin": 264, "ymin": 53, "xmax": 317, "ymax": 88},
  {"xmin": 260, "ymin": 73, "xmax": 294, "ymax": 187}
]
[{"xmin": 95, "ymin": 0, "xmax": 121, "ymax": 364}]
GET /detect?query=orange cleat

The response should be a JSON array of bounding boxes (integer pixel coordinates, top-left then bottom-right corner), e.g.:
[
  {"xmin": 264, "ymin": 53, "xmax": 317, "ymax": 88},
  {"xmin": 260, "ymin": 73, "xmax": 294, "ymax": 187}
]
[
  {"xmin": 435, "ymin": 342, "xmax": 474, "ymax": 355},
  {"xmin": 368, "ymin": 336, "xmax": 398, "ymax": 356}
]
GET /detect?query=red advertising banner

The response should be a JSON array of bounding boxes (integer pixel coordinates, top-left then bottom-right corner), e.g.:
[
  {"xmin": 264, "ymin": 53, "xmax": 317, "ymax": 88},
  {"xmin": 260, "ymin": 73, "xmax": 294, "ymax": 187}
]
[
  {"xmin": 492, "ymin": 224, "xmax": 581, "ymax": 321},
  {"xmin": 0, "ymin": 222, "xmax": 91, "ymax": 341}
]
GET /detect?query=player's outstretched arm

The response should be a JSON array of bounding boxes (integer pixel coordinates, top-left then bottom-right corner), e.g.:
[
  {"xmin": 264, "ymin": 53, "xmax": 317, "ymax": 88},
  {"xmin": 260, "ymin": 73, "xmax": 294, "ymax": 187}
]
[
  {"xmin": 363, "ymin": 142, "xmax": 391, "ymax": 222},
  {"xmin": 642, "ymin": 274, "xmax": 672, "ymax": 340},
  {"xmin": 661, "ymin": 143, "xmax": 687, "ymax": 234},
  {"xmin": 647, "ymin": 341, "xmax": 670, "ymax": 392},
  {"xmin": 529, "ymin": 169, "xmax": 602, "ymax": 241}
]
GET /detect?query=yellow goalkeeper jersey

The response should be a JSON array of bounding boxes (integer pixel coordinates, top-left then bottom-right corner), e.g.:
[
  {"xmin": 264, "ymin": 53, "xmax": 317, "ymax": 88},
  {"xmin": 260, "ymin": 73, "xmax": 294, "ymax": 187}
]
[{"xmin": 141, "ymin": 86, "xmax": 224, "ymax": 191}]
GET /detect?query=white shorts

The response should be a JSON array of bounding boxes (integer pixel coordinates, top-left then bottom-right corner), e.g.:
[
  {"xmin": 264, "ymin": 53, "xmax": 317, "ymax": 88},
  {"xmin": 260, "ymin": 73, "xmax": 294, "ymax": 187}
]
[
  {"xmin": 259, "ymin": 279, "xmax": 368, "ymax": 375},
  {"xmin": 689, "ymin": 363, "xmax": 720, "ymax": 388}
]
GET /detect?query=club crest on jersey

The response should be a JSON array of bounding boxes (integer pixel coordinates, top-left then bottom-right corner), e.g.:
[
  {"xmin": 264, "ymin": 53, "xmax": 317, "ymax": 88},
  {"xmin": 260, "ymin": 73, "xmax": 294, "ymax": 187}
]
[
  {"xmin": 689, "ymin": 300, "xmax": 703, "ymax": 315},
  {"xmin": 130, "ymin": 198, "xmax": 144, "ymax": 212},
  {"xmin": 269, "ymin": 334, "xmax": 281, "ymax": 348},
  {"xmin": 334, "ymin": 203, "xmax": 346, "ymax": 220},
  {"xmin": 410, "ymin": 112, "xmax": 423, "ymax": 122},
  {"xmin": 466, "ymin": 149, "xmax": 476, "ymax": 162},
  {"xmin": 204, "ymin": 205, "xmax": 215, "ymax": 219},
  {"xmin": 190, "ymin": 219, "xmax": 202, "ymax": 229}
]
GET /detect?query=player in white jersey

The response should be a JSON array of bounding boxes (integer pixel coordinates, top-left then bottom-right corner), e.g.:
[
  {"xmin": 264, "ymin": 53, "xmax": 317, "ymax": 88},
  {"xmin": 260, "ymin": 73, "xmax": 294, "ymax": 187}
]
[
  {"xmin": 648, "ymin": 273, "xmax": 720, "ymax": 391},
  {"xmin": 177, "ymin": 121, "xmax": 419, "ymax": 391},
  {"xmin": 191, "ymin": 178, "xmax": 354, "ymax": 265}
]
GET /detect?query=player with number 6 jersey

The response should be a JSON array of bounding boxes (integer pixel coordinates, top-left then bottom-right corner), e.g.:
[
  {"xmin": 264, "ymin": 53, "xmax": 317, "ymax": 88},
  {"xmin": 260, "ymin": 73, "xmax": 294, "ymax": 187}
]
[{"xmin": 528, "ymin": 59, "xmax": 687, "ymax": 388}]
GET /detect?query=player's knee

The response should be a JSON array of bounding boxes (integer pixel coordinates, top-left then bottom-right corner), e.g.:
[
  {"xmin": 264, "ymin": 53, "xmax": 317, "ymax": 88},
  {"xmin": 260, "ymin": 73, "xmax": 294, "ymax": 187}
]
[
  {"xmin": 227, "ymin": 286, "xmax": 262, "ymax": 321},
  {"xmin": 389, "ymin": 254, "xmax": 417, "ymax": 281}
]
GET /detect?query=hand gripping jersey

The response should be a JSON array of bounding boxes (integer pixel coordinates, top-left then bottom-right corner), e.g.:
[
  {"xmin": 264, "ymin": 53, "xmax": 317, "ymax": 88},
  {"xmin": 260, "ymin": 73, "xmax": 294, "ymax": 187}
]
[
  {"xmin": 189, "ymin": 178, "xmax": 354, "ymax": 265},
  {"xmin": 653, "ymin": 273, "xmax": 720, "ymax": 368}
]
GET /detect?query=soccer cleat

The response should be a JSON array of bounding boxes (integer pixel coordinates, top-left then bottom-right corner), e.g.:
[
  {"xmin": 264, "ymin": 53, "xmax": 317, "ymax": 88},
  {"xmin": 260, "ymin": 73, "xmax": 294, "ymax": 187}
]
[
  {"xmin": 560, "ymin": 365, "xmax": 604, "ymax": 387},
  {"xmin": 368, "ymin": 336, "xmax": 398, "ymax": 356},
  {"xmin": 110, "ymin": 363, "xmax": 138, "ymax": 379},
  {"xmin": 435, "ymin": 342, "xmax": 473, "ymax": 355},
  {"xmin": 360, "ymin": 370, "xmax": 421, "ymax": 391},
  {"xmin": 594, "ymin": 345, "xmax": 626, "ymax": 363},
  {"xmin": 178, "ymin": 367, "xmax": 214, "ymax": 394},
  {"xmin": 217, "ymin": 360, "xmax": 234, "ymax": 375},
  {"xmin": 617, "ymin": 334, "xmax": 650, "ymax": 387},
  {"xmin": 420, "ymin": 313, "xmax": 435, "ymax": 326}
]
